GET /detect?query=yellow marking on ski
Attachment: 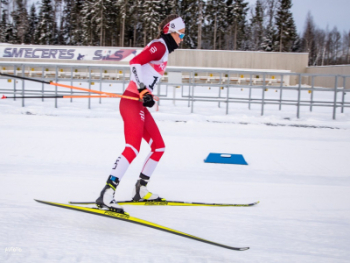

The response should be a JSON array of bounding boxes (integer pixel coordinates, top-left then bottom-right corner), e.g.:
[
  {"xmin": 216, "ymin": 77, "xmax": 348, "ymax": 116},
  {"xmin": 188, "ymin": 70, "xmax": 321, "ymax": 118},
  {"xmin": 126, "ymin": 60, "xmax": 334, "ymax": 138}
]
[
  {"xmin": 68, "ymin": 200, "xmax": 259, "ymax": 207},
  {"xmin": 116, "ymin": 201, "xmax": 260, "ymax": 207},
  {"xmin": 35, "ymin": 200, "xmax": 220, "ymax": 243}
]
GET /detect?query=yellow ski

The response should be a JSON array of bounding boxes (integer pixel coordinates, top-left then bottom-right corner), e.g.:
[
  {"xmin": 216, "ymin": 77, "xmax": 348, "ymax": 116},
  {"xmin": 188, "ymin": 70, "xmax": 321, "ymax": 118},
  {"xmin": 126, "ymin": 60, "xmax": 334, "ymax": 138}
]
[
  {"xmin": 69, "ymin": 200, "xmax": 259, "ymax": 207},
  {"xmin": 35, "ymin": 199, "xmax": 249, "ymax": 251}
]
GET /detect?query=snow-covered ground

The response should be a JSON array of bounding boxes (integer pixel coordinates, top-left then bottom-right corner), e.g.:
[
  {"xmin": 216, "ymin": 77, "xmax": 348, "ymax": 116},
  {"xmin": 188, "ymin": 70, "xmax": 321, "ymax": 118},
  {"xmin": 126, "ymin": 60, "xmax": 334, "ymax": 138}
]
[{"xmin": 1, "ymin": 81, "xmax": 350, "ymax": 262}]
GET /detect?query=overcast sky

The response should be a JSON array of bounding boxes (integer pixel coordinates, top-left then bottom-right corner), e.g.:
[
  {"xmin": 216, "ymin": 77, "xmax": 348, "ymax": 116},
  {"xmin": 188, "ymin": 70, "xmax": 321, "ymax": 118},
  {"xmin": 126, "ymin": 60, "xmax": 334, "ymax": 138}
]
[
  {"xmin": 246, "ymin": 0, "xmax": 350, "ymax": 34},
  {"xmin": 24, "ymin": 0, "xmax": 349, "ymax": 35}
]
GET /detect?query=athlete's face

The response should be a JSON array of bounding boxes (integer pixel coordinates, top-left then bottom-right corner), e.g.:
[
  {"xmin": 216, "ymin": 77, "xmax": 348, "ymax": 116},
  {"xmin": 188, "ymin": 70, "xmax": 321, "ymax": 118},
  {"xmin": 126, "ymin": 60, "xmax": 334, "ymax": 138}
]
[{"xmin": 171, "ymin": 28, "xmax": 185, "ymax": 46}]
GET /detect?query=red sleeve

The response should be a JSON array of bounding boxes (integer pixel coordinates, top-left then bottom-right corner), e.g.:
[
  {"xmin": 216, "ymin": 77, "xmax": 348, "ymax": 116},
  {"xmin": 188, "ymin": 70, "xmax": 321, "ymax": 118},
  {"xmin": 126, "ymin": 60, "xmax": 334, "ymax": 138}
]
[{"xmin": 130, "ymin": 42, "xmax": 166, "ymax": 65}]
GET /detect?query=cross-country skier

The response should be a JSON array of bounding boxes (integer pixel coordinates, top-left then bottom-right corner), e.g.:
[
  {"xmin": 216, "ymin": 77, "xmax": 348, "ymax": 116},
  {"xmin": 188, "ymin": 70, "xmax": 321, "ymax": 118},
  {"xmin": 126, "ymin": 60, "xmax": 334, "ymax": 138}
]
[{"xmin": 96, "ymin": 15, "xmax": 186, "ymax": 213}]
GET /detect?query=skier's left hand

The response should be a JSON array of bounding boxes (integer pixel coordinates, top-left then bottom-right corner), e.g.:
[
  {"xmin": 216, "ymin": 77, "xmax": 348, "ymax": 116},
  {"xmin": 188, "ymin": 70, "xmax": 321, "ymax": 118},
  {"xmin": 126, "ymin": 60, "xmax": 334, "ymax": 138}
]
[
  {"xmin": 138, "ymin": 83, "xmax": 155, "ymax": 108},
  {"xmin": 142, "ymin": 93, "xmax": 155, "ymax": 108}
]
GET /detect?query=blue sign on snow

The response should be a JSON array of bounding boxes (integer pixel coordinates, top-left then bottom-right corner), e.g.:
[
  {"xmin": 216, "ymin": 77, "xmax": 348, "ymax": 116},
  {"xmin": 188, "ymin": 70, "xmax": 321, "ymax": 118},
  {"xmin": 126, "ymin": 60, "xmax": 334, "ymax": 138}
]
[{"xmin": 204, "ymin": 153, "xmax": 248, "ymax": 165}]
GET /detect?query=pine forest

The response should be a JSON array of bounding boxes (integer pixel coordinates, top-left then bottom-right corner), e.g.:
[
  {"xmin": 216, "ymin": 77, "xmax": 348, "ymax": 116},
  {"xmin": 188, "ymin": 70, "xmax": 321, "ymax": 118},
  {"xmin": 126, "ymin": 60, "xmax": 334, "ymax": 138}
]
[{"xmin": 0, "ymin": 0, "xmax": 349, "ymax": 66}]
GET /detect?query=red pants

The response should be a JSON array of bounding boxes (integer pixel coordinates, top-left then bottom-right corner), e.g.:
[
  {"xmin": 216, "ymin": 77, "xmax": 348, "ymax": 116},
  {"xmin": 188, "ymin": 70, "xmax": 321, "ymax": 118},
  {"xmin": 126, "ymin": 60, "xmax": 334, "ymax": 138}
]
[{"xmin": 110, "ymin": 83, "xmax": 165, "ymax": 180}]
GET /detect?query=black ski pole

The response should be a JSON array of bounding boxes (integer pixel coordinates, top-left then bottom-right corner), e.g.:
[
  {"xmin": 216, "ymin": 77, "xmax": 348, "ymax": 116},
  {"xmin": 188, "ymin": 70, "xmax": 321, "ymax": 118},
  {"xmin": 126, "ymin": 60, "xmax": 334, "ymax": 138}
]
[{"xmin": 0, "ymin": 72, "xmax": 51, "ymax": 84}]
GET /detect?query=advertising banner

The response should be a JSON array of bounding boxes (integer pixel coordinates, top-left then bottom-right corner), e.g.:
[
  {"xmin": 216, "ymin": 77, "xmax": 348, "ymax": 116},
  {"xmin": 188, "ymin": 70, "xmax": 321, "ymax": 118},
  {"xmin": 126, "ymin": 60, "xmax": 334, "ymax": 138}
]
[{"xmin": 0, "ymin": 46, "xmax": 140, "ymax": 62}]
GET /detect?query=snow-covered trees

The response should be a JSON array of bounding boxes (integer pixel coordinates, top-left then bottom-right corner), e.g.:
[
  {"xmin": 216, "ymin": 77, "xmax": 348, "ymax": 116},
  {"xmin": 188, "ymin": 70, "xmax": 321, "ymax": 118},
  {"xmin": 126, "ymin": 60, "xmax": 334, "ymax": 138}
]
[
  {"xmin": 301, "ymin": 12, "xmax": 316, "ymax": 65},
  {"xmin": 227, "ymin": 0, "xmax": 249, "ymax": 50},
  {"xmin": 260, "ymin": 0, "xmax": 277, "ymax": 51},
  {"xmin": 179, "ymin": 0, "xmax": 200, "ymax": 49},
  {"xmin": 11, "ymin": 0, "xmax": 28, "ymax": 44},
  {"xmin": 275, "ymin": 0, "xmax": 297, "ymax": 52},
  {"xmin": 159, "ymin": 0, "xmax": 176, "ymax": 22},
  {"xmin": 117, "ymin": 0, "xmax": 128, "ymax": 47},
  {"xmin": 36, "ymin": 0, "xmax": 55, "ymax": 45},
  {"xmin": 141, "ymin": 0, "xmax": 161, "ymax": 45},
  {"xmin": 249, "ymin": 0, "xmax": 264, "ymax": 51},
  {"xmin": 0, "ymin": 0, "xmax": 348, "ymax": 66},
  {"xmin": 62, "ymin": 0, "xmax": 84, "ymax": 45},
  {"xmin": 0, "ymin": 7, "xmax": 9, "ymax": 43},
  {"xmin": 27, "ymin": 4, "xmax": 38, "ymax": 44},
  {"xmin": 128, "ymin": 0, "xmax": 143, "ymax": 47},
  {"xmin": 91, "ymin": 0, "xmax": 116, "ymax": 46},
  {"xmin": 206, "ymin": 0, "xmax": 226, "ymax": 50}
]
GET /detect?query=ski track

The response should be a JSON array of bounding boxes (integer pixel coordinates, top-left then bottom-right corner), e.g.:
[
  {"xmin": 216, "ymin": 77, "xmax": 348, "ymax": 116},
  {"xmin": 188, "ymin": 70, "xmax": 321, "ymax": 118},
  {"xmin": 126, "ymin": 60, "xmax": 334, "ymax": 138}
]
[{"xmin": 1, "ymin": 82, "xmax": 350, "ymax": 263}]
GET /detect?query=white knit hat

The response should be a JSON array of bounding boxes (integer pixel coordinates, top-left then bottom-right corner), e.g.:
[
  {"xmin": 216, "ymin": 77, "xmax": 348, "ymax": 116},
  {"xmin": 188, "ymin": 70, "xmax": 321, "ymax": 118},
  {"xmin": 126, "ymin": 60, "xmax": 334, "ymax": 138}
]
[{"xmin": 163, "ymin": 17, "xmax": 185, "ymax": 34}]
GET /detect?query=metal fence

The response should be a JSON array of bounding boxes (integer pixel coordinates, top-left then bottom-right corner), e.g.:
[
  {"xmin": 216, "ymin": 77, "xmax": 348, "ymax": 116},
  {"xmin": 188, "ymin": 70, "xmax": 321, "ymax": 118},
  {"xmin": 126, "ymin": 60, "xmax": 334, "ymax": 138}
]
[{"xmin": 0, "ymin": 61, "xmax": 349, "ymax": 120}]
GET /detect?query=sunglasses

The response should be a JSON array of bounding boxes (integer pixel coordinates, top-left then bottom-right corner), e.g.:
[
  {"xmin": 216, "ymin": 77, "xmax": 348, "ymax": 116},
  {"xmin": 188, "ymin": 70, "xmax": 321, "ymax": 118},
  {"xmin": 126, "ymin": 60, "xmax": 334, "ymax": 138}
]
[{"xmin": 175, "ymin": 30, "xmax": 185, "ymax": 39}]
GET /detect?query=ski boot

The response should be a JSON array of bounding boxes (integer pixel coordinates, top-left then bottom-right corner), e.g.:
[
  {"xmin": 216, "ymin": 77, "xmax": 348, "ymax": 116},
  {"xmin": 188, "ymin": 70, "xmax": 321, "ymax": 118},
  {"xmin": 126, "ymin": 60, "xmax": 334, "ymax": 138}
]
[
  {"xmin": 96, "ymin": 175, "xmax": 125, "ymax": 213},
  {"xmin": 132, "ymin": 173, "xmax": 165, "ymax": 202}
]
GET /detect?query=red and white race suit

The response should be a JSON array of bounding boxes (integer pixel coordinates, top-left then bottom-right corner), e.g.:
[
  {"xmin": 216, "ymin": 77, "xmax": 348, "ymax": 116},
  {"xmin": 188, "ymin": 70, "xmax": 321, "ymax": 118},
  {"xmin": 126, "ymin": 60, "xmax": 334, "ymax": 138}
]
[
  {"xmin": 128, "ymin": 38, "xmax": 169, "ymax": 94},
  {"xmin": 110, "ymin": 39, "xmax": 168, "ymax": 181}
]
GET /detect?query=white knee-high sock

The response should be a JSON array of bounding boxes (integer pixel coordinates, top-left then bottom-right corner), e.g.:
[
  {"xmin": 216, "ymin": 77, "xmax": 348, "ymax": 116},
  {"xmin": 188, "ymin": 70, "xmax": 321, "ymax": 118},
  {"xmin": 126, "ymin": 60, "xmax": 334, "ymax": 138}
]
[{"xmin": 110, "ymin": 155, "xmax": 130, "ymax": 180}]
